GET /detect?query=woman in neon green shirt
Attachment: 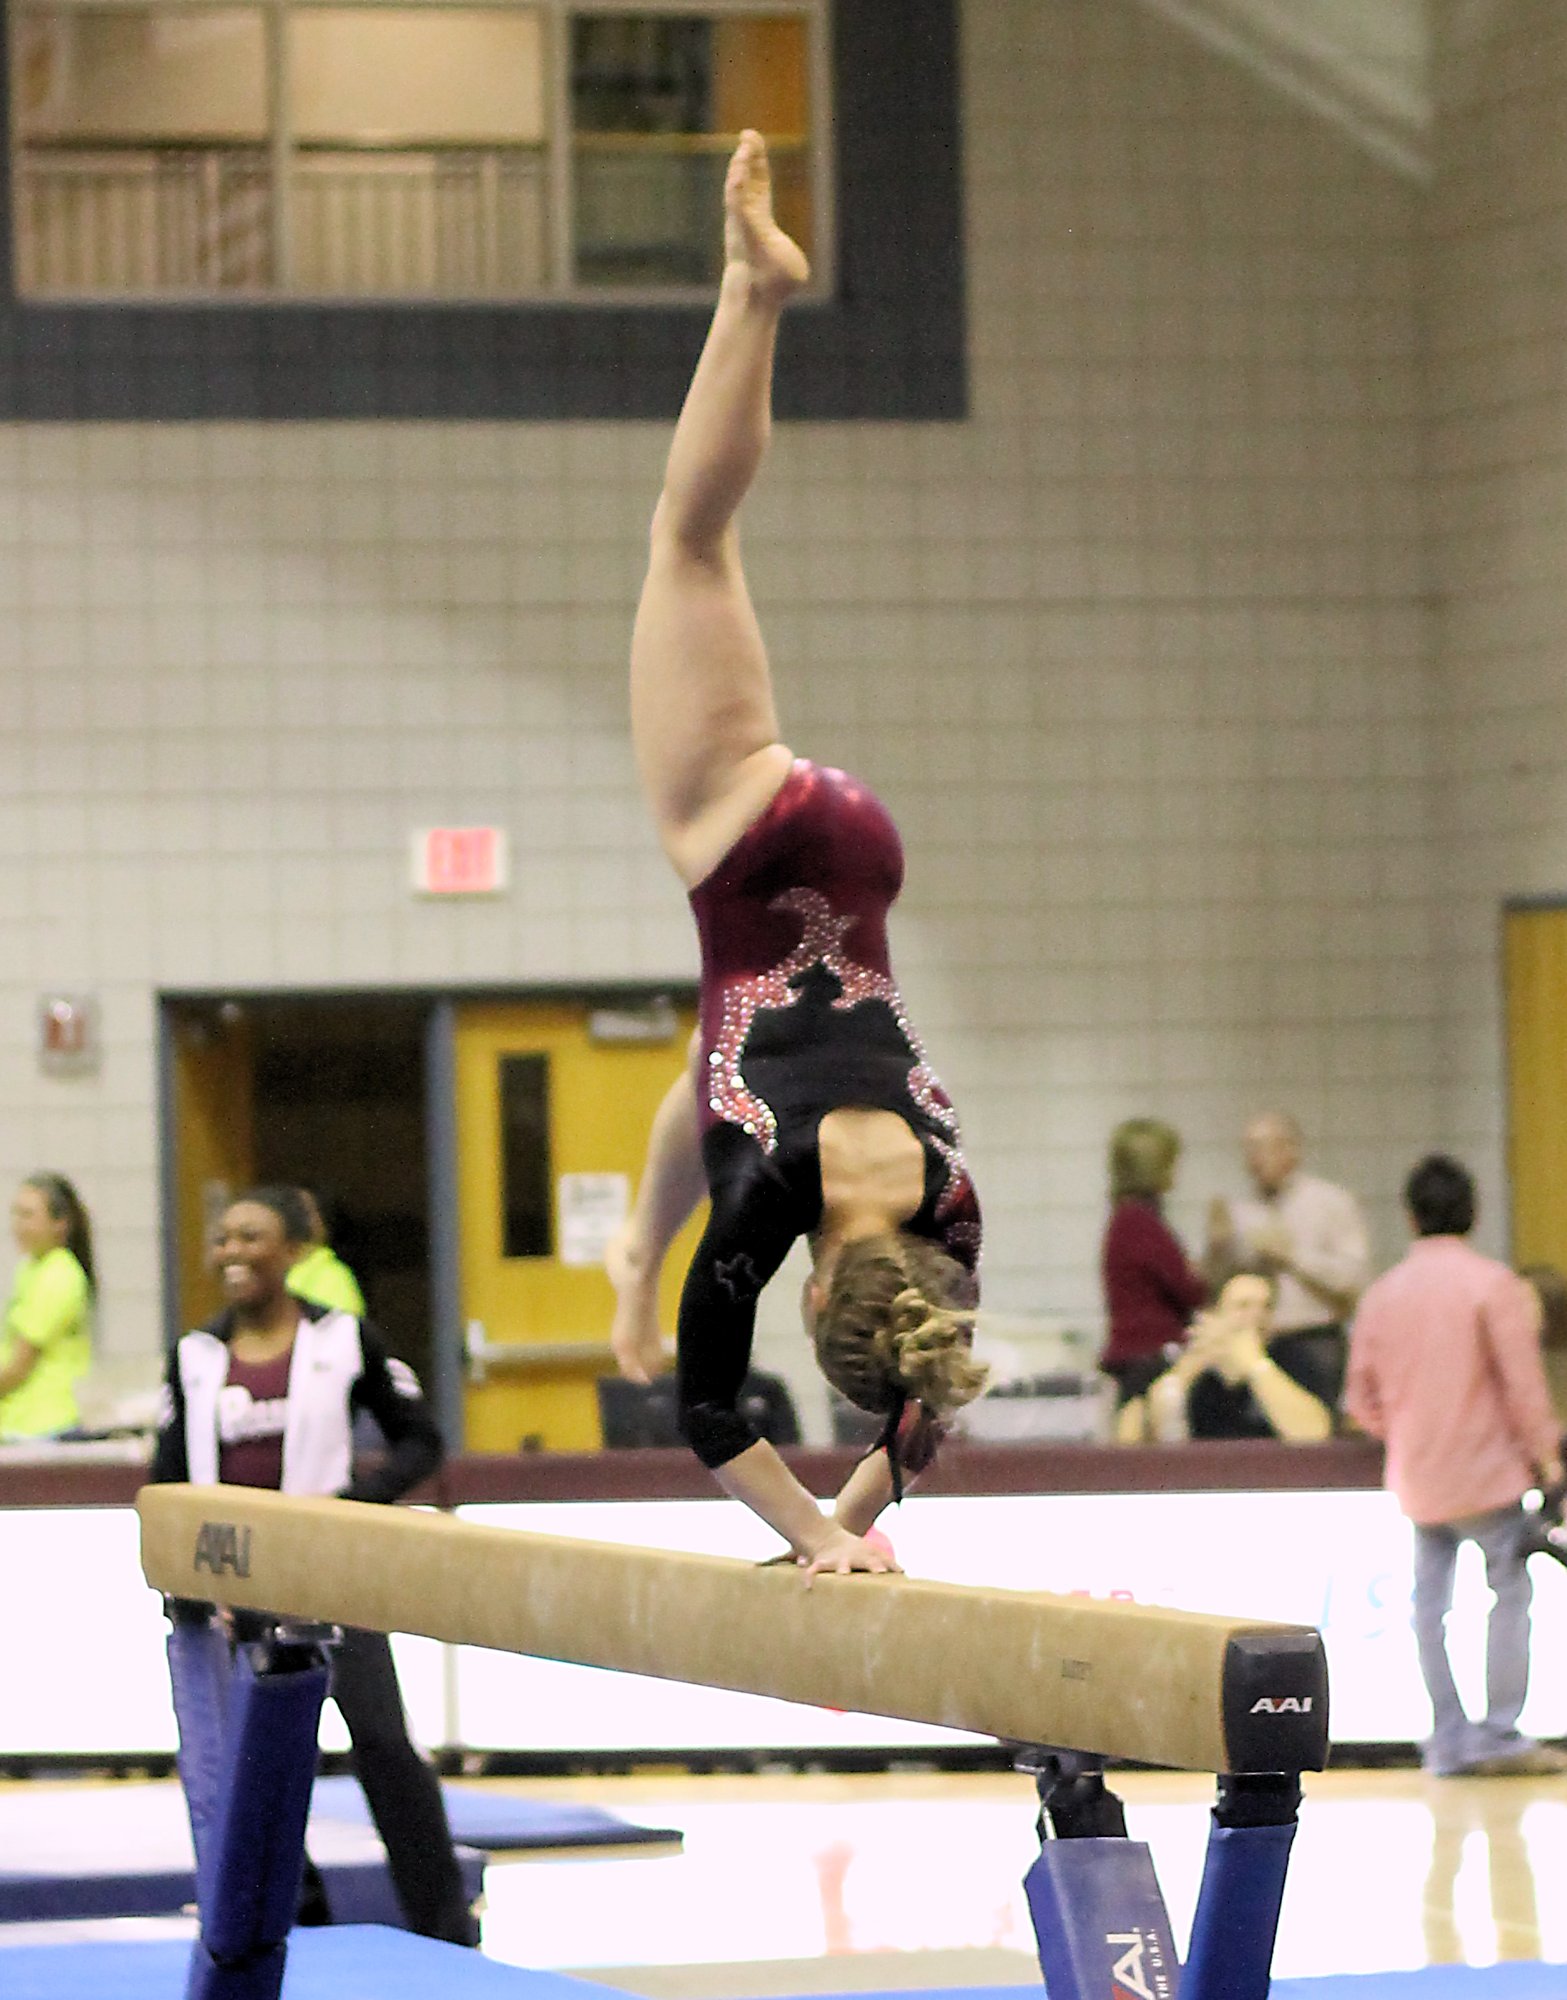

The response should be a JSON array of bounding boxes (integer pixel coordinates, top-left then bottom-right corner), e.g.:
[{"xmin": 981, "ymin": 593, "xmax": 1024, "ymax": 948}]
[
  {"xmin": 285, "ymin": 1188, "xmax": 367, "ymax": 1318},
  {"xmin": 0, "ymin": 1174, "xmax": 95, "ymax": 1437}
]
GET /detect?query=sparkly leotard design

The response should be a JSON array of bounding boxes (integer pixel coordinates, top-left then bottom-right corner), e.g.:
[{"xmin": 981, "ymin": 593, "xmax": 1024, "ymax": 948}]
[{"xmin": 678, "ymin": 760, "xmax": 982, "ymax": 1469}]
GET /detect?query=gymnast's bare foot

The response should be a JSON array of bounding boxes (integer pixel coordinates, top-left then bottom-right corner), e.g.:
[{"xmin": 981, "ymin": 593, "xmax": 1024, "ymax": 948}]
[
  {"xmin": 724, "ymin": 128, "xmax": 810, "ymax": 303},
  {"xmin": 606, "ymin": 1225, "xmax": 669, "ymax": 1383}
]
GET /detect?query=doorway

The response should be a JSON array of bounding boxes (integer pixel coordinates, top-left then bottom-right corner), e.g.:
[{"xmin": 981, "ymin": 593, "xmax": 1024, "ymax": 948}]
[
  {"xmin": 161, "ymin": 985, "xmax": 701, "ymax": 1451},
  {"xmin": 164, "ymin": 993, "xmax": 433, "ymax": 1388}
]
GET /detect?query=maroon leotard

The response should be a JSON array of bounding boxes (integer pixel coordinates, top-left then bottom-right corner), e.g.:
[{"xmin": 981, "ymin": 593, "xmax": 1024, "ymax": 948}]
[{"xmin": 678, "ymin": 759, "xmax": 981, "ymax": 1469}]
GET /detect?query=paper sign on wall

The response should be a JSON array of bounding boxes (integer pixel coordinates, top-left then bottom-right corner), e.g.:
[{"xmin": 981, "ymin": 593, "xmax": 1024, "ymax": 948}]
[{"xmin": 557, "ymin": 1173, "xmax": 630, "ymax": 1267}]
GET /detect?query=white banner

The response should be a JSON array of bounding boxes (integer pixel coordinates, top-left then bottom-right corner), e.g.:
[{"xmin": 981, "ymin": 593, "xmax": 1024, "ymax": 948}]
[{"xmin": 4, "ymin": 1491, "xmax": 1563, "ymax": 1754}]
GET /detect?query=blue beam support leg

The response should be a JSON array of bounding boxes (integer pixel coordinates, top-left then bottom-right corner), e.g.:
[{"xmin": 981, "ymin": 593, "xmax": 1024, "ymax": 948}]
[
  {"xmin": 1022, "ymin": 1751, "xmax": 1179, "ymax": 2000},
  {"xmin": 184, "ymin": 1624, "xmax": 335, "ymax": 2000},
  {"xmin": 1021, "ymin": 1756, "xmax": 1303, "ymax": 2000},
  {"xmin": 1180, "ymin": 1774, "xmax": 1301, "ymax": 2000},
  {"xmin": 1025, "ymin": 1840, "xmax": 1181, "ymax": 2000},
  {"xmin": 166, "ymin": 1605, "xmax": 237, "ymax": 1885}
]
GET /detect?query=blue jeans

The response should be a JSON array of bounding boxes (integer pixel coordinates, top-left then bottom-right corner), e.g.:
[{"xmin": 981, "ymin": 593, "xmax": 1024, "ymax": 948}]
[{"xmin": 1412, "ymin": 1504, "xmax": 1534, "ymax": 1774}]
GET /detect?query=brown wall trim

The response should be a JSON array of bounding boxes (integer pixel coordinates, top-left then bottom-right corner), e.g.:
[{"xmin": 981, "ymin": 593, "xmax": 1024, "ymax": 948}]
[{"xmin": 0, "ymin": 1439, "xmax": 1384, "ymax": 1512}]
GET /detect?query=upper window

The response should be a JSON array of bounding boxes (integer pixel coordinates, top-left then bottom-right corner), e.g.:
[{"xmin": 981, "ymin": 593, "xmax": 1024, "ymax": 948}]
[{"xmin": 9, "ymin": 0, "xmax": 826, "ymax": 301}]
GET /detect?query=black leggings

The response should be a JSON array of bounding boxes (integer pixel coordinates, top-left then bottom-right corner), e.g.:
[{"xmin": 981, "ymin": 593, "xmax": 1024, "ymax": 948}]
[{"xmin": 306, "ymin": 1627, "xmax": 477, "ymax": 1946}]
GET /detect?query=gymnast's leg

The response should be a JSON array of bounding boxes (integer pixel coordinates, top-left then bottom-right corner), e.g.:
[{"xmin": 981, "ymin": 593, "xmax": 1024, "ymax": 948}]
[
  {"xmin": 629, "ymin": 128, "xmax": 806, "ymax": 890},
  {"xmin": 330, "ymin": 1626, "xmax": 479, "ymax": 1945},
  {"xmin": 608, "ymin": 1036, "xmax": 708, "ymax": 1382},
  {"xmin": 612, "ymin": 130, "xmax": 808, "ymax": 1371}
]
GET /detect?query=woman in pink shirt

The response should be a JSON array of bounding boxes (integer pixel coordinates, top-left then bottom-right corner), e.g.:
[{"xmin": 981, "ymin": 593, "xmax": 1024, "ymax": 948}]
[{"xmin": 1346, "ymin": 1155, "xmax": 1565, "ymax": 1777}]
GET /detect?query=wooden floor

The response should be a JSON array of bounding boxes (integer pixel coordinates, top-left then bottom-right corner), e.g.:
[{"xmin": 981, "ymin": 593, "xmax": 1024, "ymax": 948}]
[
  {"xmin": 472, "ymin": 1765, "xmax": 1567, "ymax": 1994},
  {"xmin": 3, "ymin": 1765, "xmax": 1566, "ymax": 1991}
]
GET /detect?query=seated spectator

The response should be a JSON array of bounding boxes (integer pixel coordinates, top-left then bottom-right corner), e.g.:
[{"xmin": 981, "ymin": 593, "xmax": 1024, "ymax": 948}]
[
  {"xmin": 1117, "ymin": 1270, "xmax": 1339, "ymax": 1443},
  {"xmin": 1100, "ymin": 1118, "xmax": 1206, "ymax": 1407}
]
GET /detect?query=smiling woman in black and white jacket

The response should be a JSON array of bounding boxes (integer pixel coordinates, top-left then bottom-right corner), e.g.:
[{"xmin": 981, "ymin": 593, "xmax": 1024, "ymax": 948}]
[{"xmin": 150, "ymin": 1184, "xmax": 478, "ymax": 1947}]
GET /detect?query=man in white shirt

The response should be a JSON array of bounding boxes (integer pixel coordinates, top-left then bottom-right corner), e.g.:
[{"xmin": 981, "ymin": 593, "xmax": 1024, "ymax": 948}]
[{"xmin": 1207, "ymin": 1112, "xmax": 1371, "ymax": 1344}]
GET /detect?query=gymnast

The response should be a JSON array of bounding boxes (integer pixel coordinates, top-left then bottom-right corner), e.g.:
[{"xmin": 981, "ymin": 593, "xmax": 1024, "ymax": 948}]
[
  {"xmin": 152, "ymin": 1186, "xmax": 477, "ymax": 1945},
  {"xmin": 609, "ymin": 131, "xmax": 986, "ymax": 1580}
]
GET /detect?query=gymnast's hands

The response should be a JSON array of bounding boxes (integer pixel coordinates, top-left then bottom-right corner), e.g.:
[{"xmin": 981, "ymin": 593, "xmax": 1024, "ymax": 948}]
[{"xmin": 798, "ymin": 1522, "xmax": 902, "ymax": 1586}]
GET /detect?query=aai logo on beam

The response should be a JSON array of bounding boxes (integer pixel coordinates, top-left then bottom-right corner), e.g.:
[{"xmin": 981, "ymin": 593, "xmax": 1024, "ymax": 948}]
[{"xmin": 193, "ymin": 1521, "xmax": 252, "ymax": 1578}]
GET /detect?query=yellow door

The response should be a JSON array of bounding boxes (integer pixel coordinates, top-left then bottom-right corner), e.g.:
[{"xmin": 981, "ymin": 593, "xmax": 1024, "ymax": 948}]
[
  {"xmin": 170, "ymin": 1007, "xmax": 256, "ymax": 1334},
  {"xmin": 453, "ymin": 999, "xmax": 705, "ymax": 1451},
  {"xmin": 1504, "ymin": 907, "xmax": 1567, "ymax": 1269}
]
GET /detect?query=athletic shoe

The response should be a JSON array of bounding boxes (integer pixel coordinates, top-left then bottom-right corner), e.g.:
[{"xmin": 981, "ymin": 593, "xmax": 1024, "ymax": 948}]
[{"xmin": 1464, "ymin": 1745, "xmax": 1567, "ymax": 1776}]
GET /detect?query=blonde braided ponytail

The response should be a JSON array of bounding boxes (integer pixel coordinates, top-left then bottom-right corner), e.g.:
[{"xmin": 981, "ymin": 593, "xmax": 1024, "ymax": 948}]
[
  {"xmin": 814, "ymin": 1233, "xmax": 988, "ymax": 1418},
  {"xmin": 875, "ymin": 1282, "xmax": 988, "ymax": 1409}
]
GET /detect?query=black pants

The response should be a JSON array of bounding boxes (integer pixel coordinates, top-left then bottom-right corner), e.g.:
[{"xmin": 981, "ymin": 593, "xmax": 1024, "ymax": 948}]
[
  {"xmin": 1101, "ymin": 1356, "xmax": 1167, "ymax": 1406},
  {"xmin": 305, "ymin": 1627, "xmax": 478, "ymax": 1946}
]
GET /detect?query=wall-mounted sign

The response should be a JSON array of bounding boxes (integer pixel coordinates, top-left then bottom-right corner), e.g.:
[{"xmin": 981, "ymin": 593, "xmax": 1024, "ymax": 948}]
[
  {"xmin": 557, "ymin": 1172, "xmax": 630, "ymax": 1268},
  {"xmin": 587, "ymin": 998, "xmax": 678, "ymax": 1044},
  {"xmin": 38, "ymin": 993, "xmax": 99, "ymax": 1075},
  {"xmin": 411, "ymin": 827, "xmax": 509, "ymax": 896}
]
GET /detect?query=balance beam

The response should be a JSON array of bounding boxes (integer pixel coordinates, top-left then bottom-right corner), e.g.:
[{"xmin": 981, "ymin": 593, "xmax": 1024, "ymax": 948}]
[{"xmin": 137, "ymin": 1484, "xmax": 1328, "ymax": 1775}]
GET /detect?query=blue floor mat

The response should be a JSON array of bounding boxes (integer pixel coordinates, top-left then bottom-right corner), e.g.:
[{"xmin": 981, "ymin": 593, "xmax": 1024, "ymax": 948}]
[
  {"xmin": 1271, "ymin": 1970, "xmax": 1567, "ymax": 1997},
  {"xmin": 2, "ymin": 1946, "xmax": 1561, "ymax": 2000},
  {"xmin": 0, "ymin": 1771, "xmax": 672, "ymax": 1924},
  {"xmin": 766, "ymin": 1976, "xmax": 1565, "ymax": 2000},
  {"xmin": 0, "ymin": 1926, "xmax": 611, "ymax": 1999},
  {"xmin": 0, "ymin": 1781, "xmax": 486, "ymax": 1926},
  {"xmin": 311, "ymin": 1776, "xmax": 682, "ymax": 1850},
  {"xmin": 0, "ymin": 1847, "xmax": 485, "ymax": 1927}
]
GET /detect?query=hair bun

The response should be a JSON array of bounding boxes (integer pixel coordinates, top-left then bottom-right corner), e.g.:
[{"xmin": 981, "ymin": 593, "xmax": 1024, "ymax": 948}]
[
  {"xmin": 814, "ymin": 1232, "xmax": 990, "ymax": 1418},
  {"xmin": 888, "ymin": 1286, "xmax": 931, "ymax": 1336}
]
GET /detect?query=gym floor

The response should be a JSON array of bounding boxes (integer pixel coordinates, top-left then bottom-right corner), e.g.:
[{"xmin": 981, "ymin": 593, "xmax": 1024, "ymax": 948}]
[
  {"xmin": 479, "ymin": 1768, "xmax": 1567, "ymax": 1992},
  {"xmin": 8, "ymin": 1766, "xmax": 1557, "ymax": 1991}
]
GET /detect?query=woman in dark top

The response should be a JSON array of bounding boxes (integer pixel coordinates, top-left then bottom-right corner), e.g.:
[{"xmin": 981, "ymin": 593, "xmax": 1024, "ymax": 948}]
[
  {"xmin": 151, "ymin": 1186, "xmax": 477, "ymax": 1946},
  {"xmin": 607, "ymin": 132, "xmax": 986, "ymax": 1578},
  {"xmin": 1101, "ymin": 1119, "xmax": 1206, "ymax": 1406}
]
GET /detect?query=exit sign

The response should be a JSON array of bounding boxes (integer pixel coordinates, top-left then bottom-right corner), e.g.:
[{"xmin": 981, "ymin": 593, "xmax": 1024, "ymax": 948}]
[{"xmin": 411, "ymin": 826, "xmax": 509, "ymax": 896}]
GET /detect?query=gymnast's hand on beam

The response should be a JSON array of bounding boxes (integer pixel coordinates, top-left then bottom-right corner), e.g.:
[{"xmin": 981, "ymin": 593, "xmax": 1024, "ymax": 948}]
[{"xmin": 798, "ymin": 1522, "xmax": 902, "ymax": 1586}]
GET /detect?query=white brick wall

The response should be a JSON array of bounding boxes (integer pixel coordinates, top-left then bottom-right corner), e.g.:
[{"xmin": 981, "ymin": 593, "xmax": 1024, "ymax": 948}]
[
  {"xmin": 1427, "ymin": 0, "xmax": 1567, "ymax": 1245},
  {"xmin": 2, "ymin": 0, "xmax": 1450, "ymax": 1364}
]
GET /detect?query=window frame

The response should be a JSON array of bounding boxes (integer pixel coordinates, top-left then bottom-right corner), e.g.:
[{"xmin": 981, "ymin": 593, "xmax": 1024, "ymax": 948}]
[
  {"xmin": 0, "ymin": 0, "xmax": 966, "ymax": 422},
  {"xmin": 7, "ymin": 0, "xmax": 835, "ymax": 306}
]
